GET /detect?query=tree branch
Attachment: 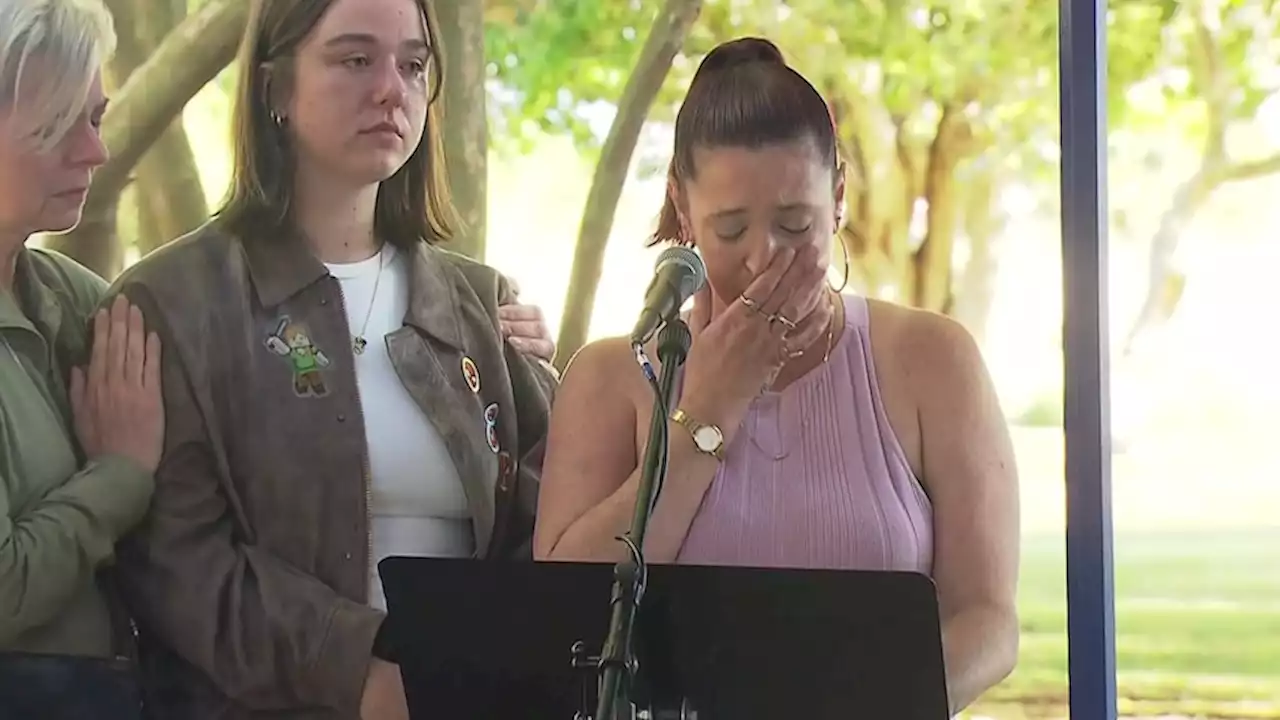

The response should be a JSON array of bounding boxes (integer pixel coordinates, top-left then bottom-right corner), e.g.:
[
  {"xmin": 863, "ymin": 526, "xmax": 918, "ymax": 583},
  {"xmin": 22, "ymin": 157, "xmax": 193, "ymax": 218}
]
[
  {"xmin": 44, "ymin": 0, "xmax": 243, "ymax": 274},
  {"xmin": 89, "ymin": 0, "xmax": 247, "ymax": 207},
  {"xmin": 131, "ymin": 0, "xmax": 209, "ymax": 251},
  {"xmin": 436, "ymin": 0, "xmax": 488, "ymax": 260},
  {"xmin": 1219, "ymin": 150, "xmax": 1280, "ymax": 183},
  {"xmin": 553, "ymin": 0, "xmax": 703, "ymax": 369},
  {"xmin": 1188, "ymin": 0, "xmax": 1229, "ymax": 162}
]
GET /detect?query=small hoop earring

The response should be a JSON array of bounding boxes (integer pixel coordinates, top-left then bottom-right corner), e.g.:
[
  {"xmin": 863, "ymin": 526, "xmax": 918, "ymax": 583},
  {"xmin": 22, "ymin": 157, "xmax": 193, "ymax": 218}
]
[
  {"xmin": 829, "ymin": 229, "xmax": 851, "ymax": 293},
  {"xmin": 270, "ymin": 110, "xmax": 285, "ymax": 126}
]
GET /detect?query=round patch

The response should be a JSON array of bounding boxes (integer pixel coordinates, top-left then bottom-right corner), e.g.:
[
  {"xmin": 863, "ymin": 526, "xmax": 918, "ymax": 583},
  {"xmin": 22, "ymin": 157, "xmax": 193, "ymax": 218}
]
[{"xmin": 461, "ymin": 356, "xmax": 480, "ymax": 394}]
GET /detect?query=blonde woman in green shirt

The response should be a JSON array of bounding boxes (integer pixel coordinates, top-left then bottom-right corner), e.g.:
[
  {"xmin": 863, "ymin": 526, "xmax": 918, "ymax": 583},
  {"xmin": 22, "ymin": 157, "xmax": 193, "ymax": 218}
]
[{"xmin": 0, "ymin": 0, "xmax": 164, "ymax": 714}]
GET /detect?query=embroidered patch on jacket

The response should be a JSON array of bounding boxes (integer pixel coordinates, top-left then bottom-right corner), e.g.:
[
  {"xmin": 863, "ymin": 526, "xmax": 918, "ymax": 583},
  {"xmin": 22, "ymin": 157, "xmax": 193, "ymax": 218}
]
[
  {"xmin": 496, "ymin": 450, "xmax": 514, "ymax": 492},
  {"xmin": 483, "ymin": 402, "xmax": 500, "ymax": 453},
  {"xmin": 264, "ymin": 316, "xmax": 331, "ymax": 398},
  {"xmin": 461, "ymin": 356, "xmax": 481, "ymax": 394}
]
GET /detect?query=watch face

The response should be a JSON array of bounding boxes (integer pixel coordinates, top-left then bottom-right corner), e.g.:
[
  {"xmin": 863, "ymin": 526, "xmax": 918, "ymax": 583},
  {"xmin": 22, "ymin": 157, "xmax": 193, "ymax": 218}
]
[{"xmin": 692, "ymin": 425, "xmax": 722, "ymax": 451}]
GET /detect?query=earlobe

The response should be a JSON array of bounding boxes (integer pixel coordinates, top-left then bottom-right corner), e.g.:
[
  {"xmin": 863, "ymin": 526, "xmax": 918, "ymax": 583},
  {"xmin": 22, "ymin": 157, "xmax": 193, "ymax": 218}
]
[{"xmin": 259, "ymin": 63, "xmax": 291, "ymax": 126}]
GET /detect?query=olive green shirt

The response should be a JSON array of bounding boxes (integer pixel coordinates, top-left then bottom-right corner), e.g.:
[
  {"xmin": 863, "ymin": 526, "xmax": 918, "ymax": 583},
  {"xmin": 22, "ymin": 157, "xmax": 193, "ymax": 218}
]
[{"xmin": 0, "ymin": 247, "xmax": 153, "ymax": 657}]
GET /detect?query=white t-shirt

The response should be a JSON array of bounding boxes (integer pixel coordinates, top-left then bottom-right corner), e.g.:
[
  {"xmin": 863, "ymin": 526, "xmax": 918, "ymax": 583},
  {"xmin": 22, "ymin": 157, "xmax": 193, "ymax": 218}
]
[{"xmin": 324, "ymin": 246, "xmax": 475, "ymax": 611}]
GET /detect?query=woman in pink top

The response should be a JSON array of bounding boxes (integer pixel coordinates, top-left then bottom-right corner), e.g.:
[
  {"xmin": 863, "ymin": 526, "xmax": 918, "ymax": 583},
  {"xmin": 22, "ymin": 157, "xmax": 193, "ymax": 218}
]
[{"xmin": 533, "ymin": 37, "xmax": 1019, "ymax": 712}]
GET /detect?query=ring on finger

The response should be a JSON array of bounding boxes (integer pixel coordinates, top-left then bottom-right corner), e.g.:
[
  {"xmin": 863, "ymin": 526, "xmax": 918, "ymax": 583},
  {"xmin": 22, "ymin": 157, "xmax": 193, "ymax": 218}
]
[
  {"xmin": 772, "ymin": 314, "xmax": 798, "ymax": 331},
  {"xmin": 739, "ymin": 294, "xmax": 763, "ymax": 313}
]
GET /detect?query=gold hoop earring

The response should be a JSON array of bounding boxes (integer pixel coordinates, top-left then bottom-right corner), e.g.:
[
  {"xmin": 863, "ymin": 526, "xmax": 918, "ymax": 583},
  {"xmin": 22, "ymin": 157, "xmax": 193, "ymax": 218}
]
[{"xmin": 829, "ymin": 229, "xmax": 850, "ymax": 293}]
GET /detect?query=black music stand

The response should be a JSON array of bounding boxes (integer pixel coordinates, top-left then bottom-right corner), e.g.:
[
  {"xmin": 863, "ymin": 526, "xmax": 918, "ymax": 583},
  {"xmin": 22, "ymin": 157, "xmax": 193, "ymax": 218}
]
[{"xmin": 378, "ymin": 557, "xmax": 949, "ymax": 719}]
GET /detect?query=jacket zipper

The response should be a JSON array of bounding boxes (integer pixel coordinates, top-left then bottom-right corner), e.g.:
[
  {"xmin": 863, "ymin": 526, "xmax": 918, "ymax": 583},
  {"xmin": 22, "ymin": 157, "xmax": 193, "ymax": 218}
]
[{"xmin": 330, "ymin": 280, "xmax": 375, "ymax": 602}]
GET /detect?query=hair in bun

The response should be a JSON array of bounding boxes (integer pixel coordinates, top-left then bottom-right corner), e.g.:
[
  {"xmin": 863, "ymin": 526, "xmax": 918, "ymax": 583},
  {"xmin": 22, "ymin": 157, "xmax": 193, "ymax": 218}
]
[
  {"xmin": 696, "ymin": 37, "xmax": 787, "ymax": 75},
  {"xmin": 651, "ymin": 37, "xmax": 839, "ymax": 247}
]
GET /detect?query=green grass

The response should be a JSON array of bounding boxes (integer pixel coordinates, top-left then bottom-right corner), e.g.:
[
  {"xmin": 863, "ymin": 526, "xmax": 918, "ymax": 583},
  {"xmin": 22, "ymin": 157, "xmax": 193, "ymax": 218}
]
[
  {"xmin": 962, "ymin": 425, "xmax": 1280, "ymax": 719},
  {"xmin": 967, "ymin": 528, "xmax": 1280, "ymax": 719}
]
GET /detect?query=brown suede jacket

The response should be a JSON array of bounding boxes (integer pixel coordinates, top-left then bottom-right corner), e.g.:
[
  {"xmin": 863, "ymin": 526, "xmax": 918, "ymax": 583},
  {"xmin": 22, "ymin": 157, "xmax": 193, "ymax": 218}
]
[{"xmin": 104, "ymin": 221, "xmax": 556, "ymax": 719}]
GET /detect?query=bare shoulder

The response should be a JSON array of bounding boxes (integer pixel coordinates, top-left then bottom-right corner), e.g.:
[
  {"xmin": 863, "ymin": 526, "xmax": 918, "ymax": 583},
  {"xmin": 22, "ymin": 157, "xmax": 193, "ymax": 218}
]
[
  {"xmin": 559, "ymin": 335, "xmax": 649, "ymax": 401},
  {"xmin": 866, "ymin": 298, "xmax": 987, "ymax": 388}
]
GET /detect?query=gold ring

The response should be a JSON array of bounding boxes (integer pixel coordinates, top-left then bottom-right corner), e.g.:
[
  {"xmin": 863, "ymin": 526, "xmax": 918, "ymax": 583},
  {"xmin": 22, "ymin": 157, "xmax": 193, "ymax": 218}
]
[
  {"xmin": 773, "ymin": 314, "xmax": 798, "ymax": 330},
  {"xmin": 740, "ymin": 294, "xmax": 762, "ymax": 312}
]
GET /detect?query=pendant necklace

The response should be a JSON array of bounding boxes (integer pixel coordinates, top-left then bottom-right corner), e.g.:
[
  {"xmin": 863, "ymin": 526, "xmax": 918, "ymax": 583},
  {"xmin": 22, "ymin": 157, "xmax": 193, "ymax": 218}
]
[{"xmin": 352, "ymin": 248, "xmax": 387, "ymax": 355}]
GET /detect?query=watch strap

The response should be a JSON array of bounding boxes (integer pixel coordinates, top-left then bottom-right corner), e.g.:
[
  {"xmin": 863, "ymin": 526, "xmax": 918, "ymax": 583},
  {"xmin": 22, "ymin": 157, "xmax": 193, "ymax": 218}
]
[{"xmin": 670, "ymin": 408, "xmax": 725, "ymax": 460}]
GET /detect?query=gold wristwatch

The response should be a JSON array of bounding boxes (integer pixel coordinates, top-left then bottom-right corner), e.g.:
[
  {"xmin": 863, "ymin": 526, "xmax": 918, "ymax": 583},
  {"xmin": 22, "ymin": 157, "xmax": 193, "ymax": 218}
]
[{"xmin": 671, "ymin": 409, "xmax": 725, "ymax": 460}]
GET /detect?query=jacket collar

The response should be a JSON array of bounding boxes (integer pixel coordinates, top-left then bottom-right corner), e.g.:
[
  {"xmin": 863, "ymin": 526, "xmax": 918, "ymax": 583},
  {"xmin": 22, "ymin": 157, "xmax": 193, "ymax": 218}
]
[
  {"xmin": 403, "ymin": 242, "xmax": 465, "ymax": 351},
  {"xmin": 6, "ymin": 249, "xmax": 66, "ymax": 340},
  {"xmin": 241, "ymin": 228, "xmax": 465, "ymax": 351},
  {"xmin": 240, "ymin": 227, "xmax": 328, "ymax": 309}
]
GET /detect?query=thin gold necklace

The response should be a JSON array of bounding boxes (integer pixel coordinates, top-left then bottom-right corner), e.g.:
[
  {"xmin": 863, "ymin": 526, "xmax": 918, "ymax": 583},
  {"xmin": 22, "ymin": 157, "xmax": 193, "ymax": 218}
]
[
  {"xmin": 749, "ymin": 293, "xmax": 842, "ymax": 461},
  {"xmin": 351, "ymin": 248, "xmax": 386, "ymax": 355}
]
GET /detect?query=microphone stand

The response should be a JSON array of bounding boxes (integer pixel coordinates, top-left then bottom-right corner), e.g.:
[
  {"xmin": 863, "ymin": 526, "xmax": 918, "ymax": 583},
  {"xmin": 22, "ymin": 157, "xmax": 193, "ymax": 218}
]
[{"xmin": 589, "ymin": 319, "xmax": 693, "ymax": 720}]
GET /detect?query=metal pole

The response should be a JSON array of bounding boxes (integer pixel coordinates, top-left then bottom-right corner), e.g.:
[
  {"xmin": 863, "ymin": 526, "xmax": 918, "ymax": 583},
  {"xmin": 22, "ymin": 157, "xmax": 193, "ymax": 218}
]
[{"xmin": 1058, "ymin": 0, "xmax": 1118, "ymax": 718}]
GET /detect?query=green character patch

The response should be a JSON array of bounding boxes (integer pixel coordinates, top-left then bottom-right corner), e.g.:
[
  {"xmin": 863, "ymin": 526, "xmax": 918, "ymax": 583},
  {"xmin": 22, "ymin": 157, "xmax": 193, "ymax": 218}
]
[{"xmin": 265, "ymin": 317, "xmax": 331, "ymax": 398}]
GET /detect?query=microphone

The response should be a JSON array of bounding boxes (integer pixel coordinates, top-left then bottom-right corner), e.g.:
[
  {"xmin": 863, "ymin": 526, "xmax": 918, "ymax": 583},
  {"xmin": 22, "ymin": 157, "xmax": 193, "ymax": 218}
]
[{"xmin": 629, "ymin": 246, "xmax": 707, "ymax": 345}]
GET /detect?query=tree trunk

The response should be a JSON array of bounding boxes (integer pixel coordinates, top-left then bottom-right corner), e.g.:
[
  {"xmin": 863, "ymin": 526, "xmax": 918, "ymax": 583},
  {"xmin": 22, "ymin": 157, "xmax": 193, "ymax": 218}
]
[
  {"xmin": 553, "ymin": 0, "xmax": 703, "ymax": 371},
  {"xmin": 136, "ymin": 0, "xmax": 207, "ymax": 254},
  {"xmin": 1121, "ymin": 147, "xmax": 1280, "ymax": 355},
  {"xmin": 835, "ymin": 99, "xmax": 974, "ymax": 314},
  {"xmin": 45, "ymin": 0, "xmax": 246, "ymax": 275},
  {"xmin": 951, "ymin": 167, "xmax": 1007, "ymax": 344},
  {"xmin": 104, "ymin": 0, "xmax": 208, "ymax": 256},
  {"xmin": 1121, "ymin": 3, "xmax": 1280, "ymax": 353},
  {"xmin": 136, "ymin": 124, "xmax": 208, "ymax": 253},
  {"xmin": 434, "ymin": 0, "xmax": 488, "ymax": 261},
  {"xmin": 1120, "ymin": 169, "xmax": 1212, "ymax": 355},
  {"xmin": 911, "ymin": 105, "xmax": 971, "ymax": 312}
]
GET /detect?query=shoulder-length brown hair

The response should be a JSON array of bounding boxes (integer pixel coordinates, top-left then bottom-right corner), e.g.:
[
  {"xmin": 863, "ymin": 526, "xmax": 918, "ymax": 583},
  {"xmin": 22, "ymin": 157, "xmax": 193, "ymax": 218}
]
[{"xmin": 216, "ymin": 0, "xmax": 459, "ymax": 249}]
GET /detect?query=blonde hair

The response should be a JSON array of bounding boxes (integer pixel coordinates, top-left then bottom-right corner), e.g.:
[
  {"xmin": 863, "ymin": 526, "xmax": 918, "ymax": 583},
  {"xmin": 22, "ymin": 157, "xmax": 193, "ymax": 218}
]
[{"xmin": 0, "ymin": 0, "xmax": 115, "ymax": 151}]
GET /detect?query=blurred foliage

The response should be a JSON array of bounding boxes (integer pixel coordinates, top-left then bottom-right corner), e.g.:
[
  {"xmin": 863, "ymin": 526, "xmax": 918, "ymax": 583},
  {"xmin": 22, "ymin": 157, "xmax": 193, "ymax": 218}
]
[
  {"xmin": 485, "ymin": 1, "xmax": 1162, "ymax": 170},
  {"xmin": 483, "ymin": 0, "xmax": 1275, "ymax": 183},
  {"xmin": 484, "ymin": 0, "xmax": 656, "ymax": 152}
]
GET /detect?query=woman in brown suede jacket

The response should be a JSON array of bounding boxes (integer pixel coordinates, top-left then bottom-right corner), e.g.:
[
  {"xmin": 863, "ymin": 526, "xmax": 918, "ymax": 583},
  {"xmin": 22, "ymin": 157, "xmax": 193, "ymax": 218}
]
[{"xmin": 105, "ymin": 0, "xmax": 558, "ymax": 717}]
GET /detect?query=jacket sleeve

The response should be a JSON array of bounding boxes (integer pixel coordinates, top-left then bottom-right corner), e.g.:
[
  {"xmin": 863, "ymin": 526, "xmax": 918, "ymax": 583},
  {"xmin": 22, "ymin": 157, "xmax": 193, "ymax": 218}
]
[
  {"xmin": 495, "ymin": 276, "xmax": 558, "ymax": 559},
  {"xmin": 0, "ymin": 456, "xmax": 153, "ymax": 645},
  {"xmin": 0, "ymin": 249, "xmax": 152, "ymax": 644},
  {"xmin": 111, "ymin": 285, "xmax": 383, "ymax": 714}
]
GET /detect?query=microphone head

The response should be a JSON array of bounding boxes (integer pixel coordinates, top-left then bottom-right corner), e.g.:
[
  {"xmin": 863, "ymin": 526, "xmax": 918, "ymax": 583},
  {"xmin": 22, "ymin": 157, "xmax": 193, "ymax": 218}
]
[{"xmin": 654, "ymin": 245, "xmax": 707, "ymax": 301}]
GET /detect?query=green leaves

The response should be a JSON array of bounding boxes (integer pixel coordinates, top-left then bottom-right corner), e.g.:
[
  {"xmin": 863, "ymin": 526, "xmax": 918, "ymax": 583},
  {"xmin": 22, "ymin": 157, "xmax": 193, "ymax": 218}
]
[
  {"xmin": 485, "ymin": 0, "xmax": 657, "ymax": 151},
  {"xmin": 482, "ymin": 0, "xmax": 1277, "ymax": 189}
]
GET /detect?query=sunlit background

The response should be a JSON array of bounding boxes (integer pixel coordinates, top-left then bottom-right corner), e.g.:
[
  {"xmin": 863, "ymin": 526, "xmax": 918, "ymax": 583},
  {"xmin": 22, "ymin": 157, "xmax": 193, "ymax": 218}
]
[{"xmin": 47, "ymin": 0, "xmax": 1280, "ymax": 717}]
